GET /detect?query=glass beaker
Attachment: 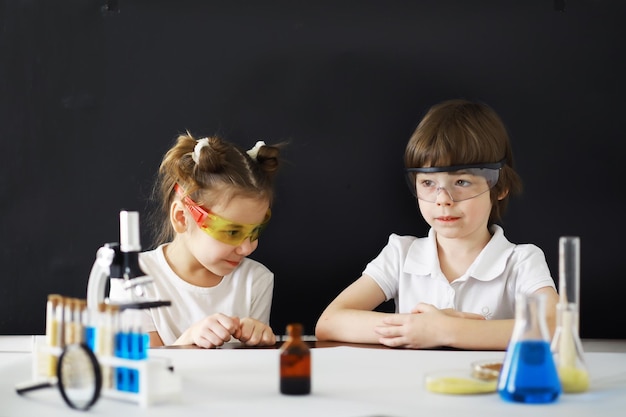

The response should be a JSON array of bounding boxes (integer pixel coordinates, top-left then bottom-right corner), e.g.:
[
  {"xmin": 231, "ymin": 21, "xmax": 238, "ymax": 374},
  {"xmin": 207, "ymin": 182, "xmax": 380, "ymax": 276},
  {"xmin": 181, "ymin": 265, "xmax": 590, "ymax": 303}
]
[
  {"xmin": 498, "ymin": 293, "xmax": 561, "ymax": 403},
  {"xmin": 551, "ymin": 236, "xmax": 589, "ymax": 392}
]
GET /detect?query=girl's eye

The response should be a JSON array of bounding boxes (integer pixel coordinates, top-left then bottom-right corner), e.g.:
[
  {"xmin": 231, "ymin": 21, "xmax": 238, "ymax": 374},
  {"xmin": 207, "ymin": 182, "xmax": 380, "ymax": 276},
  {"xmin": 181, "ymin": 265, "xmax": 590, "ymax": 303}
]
[
  {"xmin": 420, "ymin": 179, "xmax": 436, "ymax": 188},
  {"xmin": 455, "ymin": 179, "xmax": 472, "ymax": 187},
  {"xmin": 222, "ymin": 230, "xmax": 242, "ymax": 237}
]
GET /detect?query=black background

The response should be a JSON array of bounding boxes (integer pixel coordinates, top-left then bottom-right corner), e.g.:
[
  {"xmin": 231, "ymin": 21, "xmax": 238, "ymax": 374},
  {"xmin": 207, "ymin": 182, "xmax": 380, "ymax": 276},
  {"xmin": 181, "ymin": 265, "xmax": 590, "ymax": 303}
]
[{"xmin": 1, "ymin": 0, "xmax": 624, "ymax": 339}]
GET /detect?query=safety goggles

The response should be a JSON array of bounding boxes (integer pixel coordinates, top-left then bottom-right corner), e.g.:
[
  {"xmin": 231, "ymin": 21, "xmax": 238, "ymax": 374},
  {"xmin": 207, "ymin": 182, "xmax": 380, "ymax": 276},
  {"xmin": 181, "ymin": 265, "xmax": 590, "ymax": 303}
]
[
  {"xmin": 405, "ymin": 160, "xmax": 504, "ymax": 203},
  {"xmin": 175, "ymin": 184, "xmax": 271, "ymax": 246}
]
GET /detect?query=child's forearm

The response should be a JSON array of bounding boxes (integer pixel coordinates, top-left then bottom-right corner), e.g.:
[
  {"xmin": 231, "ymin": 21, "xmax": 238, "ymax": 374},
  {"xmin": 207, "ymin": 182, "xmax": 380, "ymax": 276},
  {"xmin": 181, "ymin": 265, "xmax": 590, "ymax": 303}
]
[
  {"xmin": 445, "ymin": 317, "xmax": 515, "ymax": 350},
  {"xmin": 316, "ymin": 309, "xmax": 391, "ymax": 344},
  {"xmin": 148, "ymin": 331, "xmax": 165, "ymax": 347}
]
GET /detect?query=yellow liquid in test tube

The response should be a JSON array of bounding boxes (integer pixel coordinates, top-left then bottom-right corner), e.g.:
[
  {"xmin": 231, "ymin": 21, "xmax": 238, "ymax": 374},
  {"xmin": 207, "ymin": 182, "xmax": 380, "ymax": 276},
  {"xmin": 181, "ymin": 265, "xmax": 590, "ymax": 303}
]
[
  {"xmin": 558, "ymin": 366, "xmax": 590, "ymax": 393},
  {"xmin": 552, "ymin": 236, "xmax": 589, "ymax": 393},
  {"xmin": 557, "ymin": 310, "xmax": 589, "ymax": 392}
]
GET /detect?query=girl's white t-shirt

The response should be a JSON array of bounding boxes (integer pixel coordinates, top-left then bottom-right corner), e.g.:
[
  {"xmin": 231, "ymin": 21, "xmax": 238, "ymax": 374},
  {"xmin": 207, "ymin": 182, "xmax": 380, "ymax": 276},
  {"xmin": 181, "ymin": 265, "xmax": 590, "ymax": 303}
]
[
  {"xmin": 363, "ymin": 225, "xmax": 555, "ymax": 320},
  {"xmin": 109, "ymin": 244, "xmax": 273, "ymax": 345}
]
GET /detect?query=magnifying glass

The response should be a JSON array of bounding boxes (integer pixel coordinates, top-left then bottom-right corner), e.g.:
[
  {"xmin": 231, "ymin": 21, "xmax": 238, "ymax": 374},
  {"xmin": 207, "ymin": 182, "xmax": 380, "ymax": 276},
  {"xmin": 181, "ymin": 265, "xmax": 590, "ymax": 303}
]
[{"xmin": 16, "ymin": 343, "xmax": 102, "ymax": 411}]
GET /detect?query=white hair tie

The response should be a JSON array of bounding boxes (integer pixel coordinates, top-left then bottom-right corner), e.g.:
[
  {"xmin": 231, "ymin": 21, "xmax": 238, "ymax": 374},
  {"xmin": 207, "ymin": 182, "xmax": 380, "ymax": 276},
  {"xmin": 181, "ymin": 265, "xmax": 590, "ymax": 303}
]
[
  {"xmin": 246, "ymin": 141, "xmax": 266, "ymax": 161},
  {"xmin": 192, "ymin": 138, "xmax": 210, "ymax": 164}
]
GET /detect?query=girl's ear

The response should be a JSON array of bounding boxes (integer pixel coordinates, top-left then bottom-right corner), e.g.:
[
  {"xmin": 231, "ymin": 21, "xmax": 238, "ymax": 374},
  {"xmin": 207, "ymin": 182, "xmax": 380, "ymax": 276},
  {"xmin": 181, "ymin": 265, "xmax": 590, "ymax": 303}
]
[
  {"xmin": 497, "ymin": 188, "xmax": 509, "ymax": 201},
  {"xmin": 170, "ymin": 200, "xmax": 188, "ymax": 233}
]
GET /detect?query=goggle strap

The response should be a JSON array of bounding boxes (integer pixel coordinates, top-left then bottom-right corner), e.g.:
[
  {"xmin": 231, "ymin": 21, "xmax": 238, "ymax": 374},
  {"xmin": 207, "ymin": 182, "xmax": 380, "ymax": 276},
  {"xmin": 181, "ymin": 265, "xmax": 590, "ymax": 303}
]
[
  {"xmin": 185, "ymin": 200, "xmax": 208, "ymax": 224},
  {"xmin": 405, "ymin": 159, "xmax": 506, "ymax": 174},
  {"xmin": 174, "ymin": 184, "xmax": 208, "ymax": 224}
]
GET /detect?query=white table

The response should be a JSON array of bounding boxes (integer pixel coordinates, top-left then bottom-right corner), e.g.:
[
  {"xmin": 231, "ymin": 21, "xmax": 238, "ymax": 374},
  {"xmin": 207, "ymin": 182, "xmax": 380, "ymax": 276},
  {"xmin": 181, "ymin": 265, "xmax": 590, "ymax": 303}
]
[{"xmin": 2, "ymin": 336, "xmax": 625, "ymax": 416}]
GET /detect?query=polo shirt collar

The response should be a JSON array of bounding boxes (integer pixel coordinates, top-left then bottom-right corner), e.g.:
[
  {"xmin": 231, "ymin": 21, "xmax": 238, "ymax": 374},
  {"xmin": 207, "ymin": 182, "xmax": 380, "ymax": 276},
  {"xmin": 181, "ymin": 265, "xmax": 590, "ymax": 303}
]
[{"xmin": 403, "ymin": 225, "xmax": 515, "ymax": 282}]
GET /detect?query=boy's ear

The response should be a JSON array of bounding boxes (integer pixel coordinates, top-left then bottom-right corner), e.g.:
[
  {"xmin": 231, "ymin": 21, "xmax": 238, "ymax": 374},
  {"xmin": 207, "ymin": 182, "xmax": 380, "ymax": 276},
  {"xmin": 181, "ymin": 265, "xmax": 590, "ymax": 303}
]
[{"xmin": 170, "ymin": 200, "xmax": 188, "ymax": 233}]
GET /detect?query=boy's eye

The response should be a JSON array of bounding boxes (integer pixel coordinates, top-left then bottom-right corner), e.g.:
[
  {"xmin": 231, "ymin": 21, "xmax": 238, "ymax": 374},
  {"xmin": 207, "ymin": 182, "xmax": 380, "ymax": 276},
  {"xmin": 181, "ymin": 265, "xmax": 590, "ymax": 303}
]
[
  {"xmin": 455, "ymin": 179, "xmax": 472, "ymax": 187},
  {"xmin": 420, "ymin": 179, "xmax": 436, "ymax": 187}
]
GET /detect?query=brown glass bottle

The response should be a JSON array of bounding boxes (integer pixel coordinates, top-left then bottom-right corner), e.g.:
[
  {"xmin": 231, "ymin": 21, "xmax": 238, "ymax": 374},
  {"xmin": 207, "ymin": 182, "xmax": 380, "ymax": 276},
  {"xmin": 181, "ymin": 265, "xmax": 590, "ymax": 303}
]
[{"xmin": 280, "ymin": 323, "xmax": 311, "ymax": 395}]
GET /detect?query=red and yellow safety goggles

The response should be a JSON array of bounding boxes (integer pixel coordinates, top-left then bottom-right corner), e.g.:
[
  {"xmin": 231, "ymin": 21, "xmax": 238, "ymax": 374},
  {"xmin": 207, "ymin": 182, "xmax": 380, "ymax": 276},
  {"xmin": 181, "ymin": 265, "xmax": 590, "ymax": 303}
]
[{"xmin": 175, "ymin": 184, "xmax": 271, "ymax": 246}]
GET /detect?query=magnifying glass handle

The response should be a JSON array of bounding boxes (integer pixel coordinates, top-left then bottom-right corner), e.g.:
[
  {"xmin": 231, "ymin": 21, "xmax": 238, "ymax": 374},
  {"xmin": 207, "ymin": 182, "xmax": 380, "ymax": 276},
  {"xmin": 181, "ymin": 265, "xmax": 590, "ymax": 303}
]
[{"xmin": 15, "ymin": 379, "xmax": 56, "ymax": 395}]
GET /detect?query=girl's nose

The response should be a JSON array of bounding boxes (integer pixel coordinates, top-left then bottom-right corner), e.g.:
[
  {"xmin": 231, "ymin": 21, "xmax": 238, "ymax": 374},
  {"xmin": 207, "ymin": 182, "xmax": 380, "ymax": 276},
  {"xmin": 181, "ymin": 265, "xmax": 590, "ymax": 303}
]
[{"xmin": 235, "ymin": 237, "xmax": 258, "ymax": 256}]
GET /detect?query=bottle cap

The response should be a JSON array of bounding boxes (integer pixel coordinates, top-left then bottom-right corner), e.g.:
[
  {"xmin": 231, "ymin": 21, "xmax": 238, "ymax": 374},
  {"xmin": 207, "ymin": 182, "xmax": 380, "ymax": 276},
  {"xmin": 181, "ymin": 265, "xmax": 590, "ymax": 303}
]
[
  {"xmin": 286, "ymin": 323, "xmax": 303, "ymax": 336},
  {"xmin": 48, "ymin": 294, "xmax": 63, "ymax": 304}
]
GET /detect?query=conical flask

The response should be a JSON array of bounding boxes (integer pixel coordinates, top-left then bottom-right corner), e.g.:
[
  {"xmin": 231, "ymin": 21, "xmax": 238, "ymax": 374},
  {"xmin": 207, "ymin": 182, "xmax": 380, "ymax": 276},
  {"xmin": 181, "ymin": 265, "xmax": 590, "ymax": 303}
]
[
  {"xmin": 550, "ymin": 236, "xmax": 589, "ymax": 393},
  {"xmin": 498, "ymin": 293, "xmax": 561, "ymax": 403}
]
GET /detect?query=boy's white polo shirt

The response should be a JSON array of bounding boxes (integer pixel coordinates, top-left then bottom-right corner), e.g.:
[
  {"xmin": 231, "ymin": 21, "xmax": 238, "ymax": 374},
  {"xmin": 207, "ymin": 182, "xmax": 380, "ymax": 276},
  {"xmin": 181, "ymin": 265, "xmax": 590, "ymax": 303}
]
[{"xmin": 363, "ymin": 225, "xmax": 555, "ymax": 320}]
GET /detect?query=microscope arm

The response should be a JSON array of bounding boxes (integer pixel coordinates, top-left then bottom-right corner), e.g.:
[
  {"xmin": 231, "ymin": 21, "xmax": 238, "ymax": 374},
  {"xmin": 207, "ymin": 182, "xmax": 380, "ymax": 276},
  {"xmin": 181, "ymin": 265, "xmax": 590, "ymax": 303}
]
[{"xmin": 86, "ymin": 245, "xmax": 116, "ymax": 311}]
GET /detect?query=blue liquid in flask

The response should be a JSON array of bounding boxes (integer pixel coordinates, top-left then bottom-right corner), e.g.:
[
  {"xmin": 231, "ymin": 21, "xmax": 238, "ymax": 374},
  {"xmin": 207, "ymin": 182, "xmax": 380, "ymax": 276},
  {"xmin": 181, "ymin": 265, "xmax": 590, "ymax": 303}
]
[{"xmin": 498, "ymin": 340, "xmax": 561, "ymax": 403}]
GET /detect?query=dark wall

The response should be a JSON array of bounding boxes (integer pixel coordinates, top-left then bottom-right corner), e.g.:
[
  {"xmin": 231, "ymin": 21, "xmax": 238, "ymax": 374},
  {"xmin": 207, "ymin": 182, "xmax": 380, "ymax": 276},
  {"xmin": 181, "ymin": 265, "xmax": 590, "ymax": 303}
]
[{"xmin": 1, "ymin": 0, "xmax": 624, "ymax": 338}]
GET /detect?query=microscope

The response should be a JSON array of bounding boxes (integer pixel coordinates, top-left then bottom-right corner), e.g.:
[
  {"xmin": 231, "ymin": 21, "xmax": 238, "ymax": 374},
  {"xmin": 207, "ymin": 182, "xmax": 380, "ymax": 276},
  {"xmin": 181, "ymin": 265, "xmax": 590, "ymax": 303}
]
[
  {"xmin": 18, "ymin": 210, "xmax": 179, "ymax": 409},
  {"xmin": 86, "ymin": 210, "xmax": 171, "ymax": 312}
]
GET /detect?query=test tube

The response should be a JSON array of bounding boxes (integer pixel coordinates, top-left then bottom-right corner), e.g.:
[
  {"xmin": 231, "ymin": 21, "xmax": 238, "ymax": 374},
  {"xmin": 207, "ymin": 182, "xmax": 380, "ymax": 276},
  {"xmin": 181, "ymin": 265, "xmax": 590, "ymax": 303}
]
[
  {"xmin": 77, "ymin": 299, "xmax": 88, "ymax": 344},
  {"xmin": 64, "ymin": 297, "xmax": 84, "ymax": 345},
  {"xmin": 45, "ymin": 294, "xmax": 63, "ymax": 377},
  {"xmin": 551, "ymin": 236, "xmax": 589, "ymax": 393},
  {"xmin": 45, "ymin": 294, "xmax": 63, "ymax": 348},
  {"xmin": 95, "ymin": 303, "xmax": 107, "ymax": 354},
  {"xmin": 96, "ymin": 304, "xmax": 116, "ymax": 389},
  {"xmin": 114, "ymin": 308, "xmax": 147, "ymax": 393},
  {"xmin": 558, "ymin": 236, "xmax": 580, "ymax": 310}
]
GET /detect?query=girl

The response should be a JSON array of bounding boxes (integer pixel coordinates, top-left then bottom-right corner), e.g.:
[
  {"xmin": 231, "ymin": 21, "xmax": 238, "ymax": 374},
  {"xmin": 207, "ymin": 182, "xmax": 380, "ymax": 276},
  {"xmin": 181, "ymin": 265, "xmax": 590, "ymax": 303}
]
[
  {"xmin": 111, "ymin": 133, "xmax": 282, "ymax": 348},
  {"xmin": 315, "ymin": 99, "xmax": 558, "ymax": 350}
]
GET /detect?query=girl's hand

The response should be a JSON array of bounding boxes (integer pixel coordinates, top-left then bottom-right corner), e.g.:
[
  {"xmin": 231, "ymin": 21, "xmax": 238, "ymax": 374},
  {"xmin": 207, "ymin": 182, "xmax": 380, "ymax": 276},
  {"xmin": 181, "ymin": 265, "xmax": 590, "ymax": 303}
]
[
  {"xmin": 185, "ymin": 313, "xmax": 241, "ymax": 348},
  {"xmin": 234, "ymin": 318, "xmax": 276, "ymax": 346},
  {"xmin": 374, "ymin": 303, "xmax": 483, "ymax": 349}
]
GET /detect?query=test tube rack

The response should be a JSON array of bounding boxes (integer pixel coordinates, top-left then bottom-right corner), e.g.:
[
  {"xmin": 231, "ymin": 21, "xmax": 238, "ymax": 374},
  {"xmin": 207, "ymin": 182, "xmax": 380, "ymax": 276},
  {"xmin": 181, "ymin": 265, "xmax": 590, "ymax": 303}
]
[
  {"xmin": 98, "ymin": 354, "xmax": 181, "ymax": 407},
  {"xmin": 33, "ymin": 343, "xmax": 182, "ymax": 408}
]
